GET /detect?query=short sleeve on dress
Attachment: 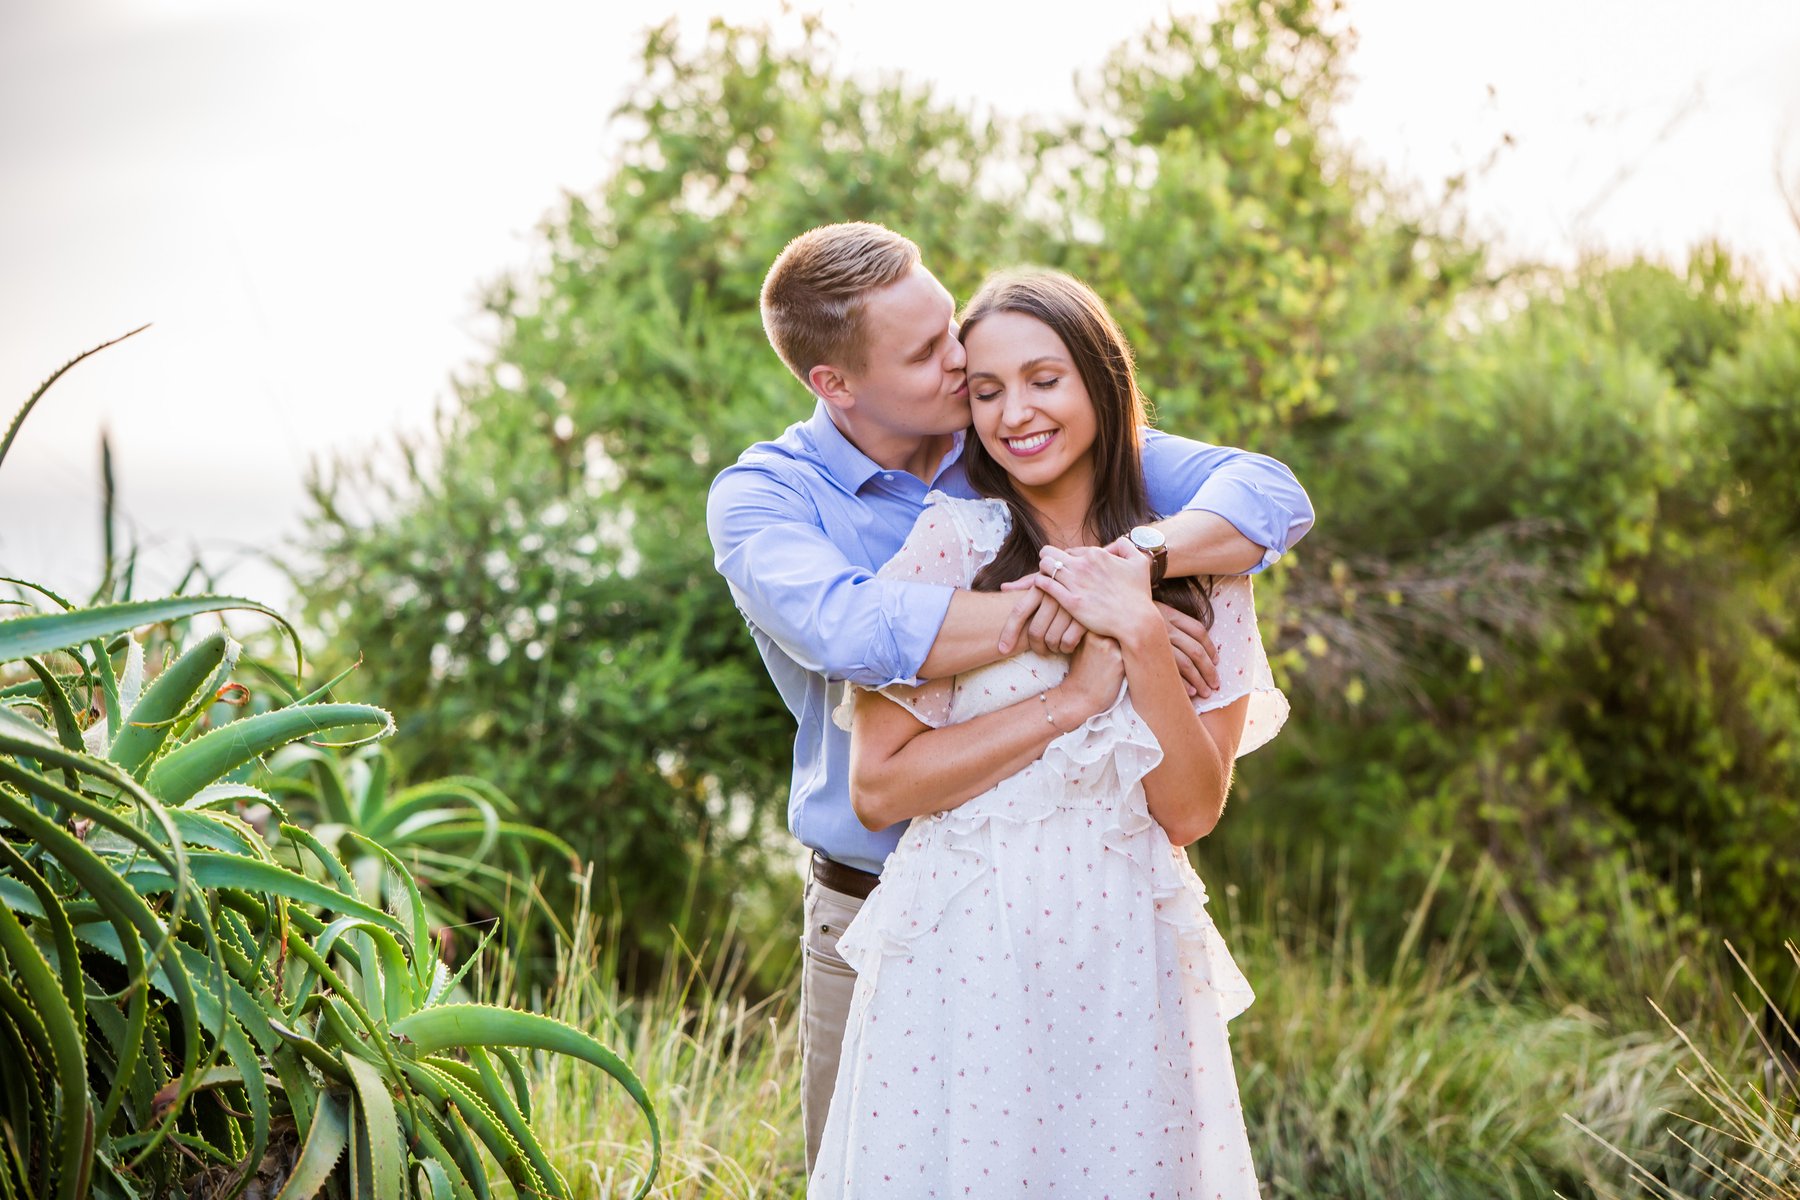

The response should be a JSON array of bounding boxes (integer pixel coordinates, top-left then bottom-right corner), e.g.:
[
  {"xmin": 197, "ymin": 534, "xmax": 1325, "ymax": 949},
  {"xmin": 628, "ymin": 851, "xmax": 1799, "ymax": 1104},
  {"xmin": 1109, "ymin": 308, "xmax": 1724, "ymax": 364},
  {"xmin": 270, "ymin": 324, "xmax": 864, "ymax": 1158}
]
[
  {"xmin": 1193, "ymin": 574, "xmax": 1288, "ymax": 757},
  {"xmin": 829, "ymin": 493, "xmax": 1005, "ymax": 732}
]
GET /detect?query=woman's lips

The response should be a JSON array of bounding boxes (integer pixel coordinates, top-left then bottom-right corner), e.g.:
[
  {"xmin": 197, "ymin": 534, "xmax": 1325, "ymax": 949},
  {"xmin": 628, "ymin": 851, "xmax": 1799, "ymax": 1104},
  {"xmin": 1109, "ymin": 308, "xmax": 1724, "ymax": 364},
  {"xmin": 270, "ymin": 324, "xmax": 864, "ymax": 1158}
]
[{"xmin": 1003, "ymin": 430, "xmax": 1058, "ymax": 458}]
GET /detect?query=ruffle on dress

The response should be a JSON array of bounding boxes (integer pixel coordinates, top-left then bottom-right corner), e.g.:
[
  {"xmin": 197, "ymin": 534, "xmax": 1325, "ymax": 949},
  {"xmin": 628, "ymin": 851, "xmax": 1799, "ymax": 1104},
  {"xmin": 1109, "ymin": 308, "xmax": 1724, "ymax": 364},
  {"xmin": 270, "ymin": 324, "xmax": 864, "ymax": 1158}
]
[{"xmin": 837, "ymin": 687, "xmax": 1256, "ymax": 1022}]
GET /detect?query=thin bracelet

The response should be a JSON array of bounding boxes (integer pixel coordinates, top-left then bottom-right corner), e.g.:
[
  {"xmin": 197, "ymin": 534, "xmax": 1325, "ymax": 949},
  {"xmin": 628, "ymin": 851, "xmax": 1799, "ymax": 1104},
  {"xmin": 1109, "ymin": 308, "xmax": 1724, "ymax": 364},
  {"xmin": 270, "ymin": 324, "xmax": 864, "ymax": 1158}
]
[{"xmin": 1037, "ymin": 690, "xmax": 1063, "ymax": 732}]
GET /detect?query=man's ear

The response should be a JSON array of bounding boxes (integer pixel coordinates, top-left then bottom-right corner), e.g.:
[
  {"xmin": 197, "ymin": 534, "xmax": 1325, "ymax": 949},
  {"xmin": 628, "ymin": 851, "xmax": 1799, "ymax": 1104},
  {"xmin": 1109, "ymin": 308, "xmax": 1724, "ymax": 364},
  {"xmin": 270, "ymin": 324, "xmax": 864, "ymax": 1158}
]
[{"xmin": 807, "ymin": 362, "xmax": 855, "ymax": 412}]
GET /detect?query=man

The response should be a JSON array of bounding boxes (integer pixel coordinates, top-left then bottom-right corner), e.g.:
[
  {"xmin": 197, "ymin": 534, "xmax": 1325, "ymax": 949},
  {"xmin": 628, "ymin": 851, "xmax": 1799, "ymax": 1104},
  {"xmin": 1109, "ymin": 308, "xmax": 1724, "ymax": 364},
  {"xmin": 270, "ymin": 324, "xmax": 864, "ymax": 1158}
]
[{"xmin": 706, "ymin": 222, "xmax": 1312, "ymax": 1171}]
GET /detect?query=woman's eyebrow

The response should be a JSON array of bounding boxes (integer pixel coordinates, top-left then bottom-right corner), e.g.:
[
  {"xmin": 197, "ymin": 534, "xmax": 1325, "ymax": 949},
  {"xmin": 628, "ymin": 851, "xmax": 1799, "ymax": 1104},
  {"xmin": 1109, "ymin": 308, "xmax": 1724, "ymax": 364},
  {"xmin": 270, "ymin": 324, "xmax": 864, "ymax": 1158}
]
[{"xmin": 970, "ymin": 356, "xmax": 1068, "ymax": 378}]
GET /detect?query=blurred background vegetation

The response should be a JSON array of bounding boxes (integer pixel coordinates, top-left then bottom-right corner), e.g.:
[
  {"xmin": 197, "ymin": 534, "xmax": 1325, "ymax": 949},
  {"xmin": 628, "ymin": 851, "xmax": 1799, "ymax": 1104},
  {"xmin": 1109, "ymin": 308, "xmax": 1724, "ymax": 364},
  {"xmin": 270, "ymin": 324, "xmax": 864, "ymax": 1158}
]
[{"xmin": 300, "ymin": 2, "xmax": 1798, "ymax": 1008}]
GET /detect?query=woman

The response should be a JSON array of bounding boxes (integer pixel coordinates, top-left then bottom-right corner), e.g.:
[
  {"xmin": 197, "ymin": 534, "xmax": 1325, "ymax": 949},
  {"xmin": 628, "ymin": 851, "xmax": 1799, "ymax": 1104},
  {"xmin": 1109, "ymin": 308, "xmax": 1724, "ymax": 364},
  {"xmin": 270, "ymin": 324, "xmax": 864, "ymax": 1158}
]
[{"xmin": 807, "ymin": 269, "xmax": 1288, "ymax": 1197}]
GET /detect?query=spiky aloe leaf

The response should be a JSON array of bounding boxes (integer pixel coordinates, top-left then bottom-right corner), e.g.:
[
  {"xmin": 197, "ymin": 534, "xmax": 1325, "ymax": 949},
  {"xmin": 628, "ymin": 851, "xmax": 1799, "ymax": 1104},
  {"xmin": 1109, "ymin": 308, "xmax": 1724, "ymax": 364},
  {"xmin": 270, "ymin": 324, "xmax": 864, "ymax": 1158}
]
[
  {"xmin": 21, "ymin": 658, "xmax": 83, "ymax": 751},
  {"xmin": 402, "ymin": 1060, "xmax": 550, "ymax": 1198},
  {"xmin": 0, "ymin": 704, "xmax": 57, "ymax": 750},
  {"xmin": 467, "ymin": 1048, "xmax": 563, "ymax": 1195},
  {"xmin": 120, "ymin": 852, "xmax": 404, "ymax": 939},
  {"xmin": 0, "ymin": 748, "xmax": 209, "ymax": 1099},
  {"xmin": 275, "ymin": 1088, "xmax": 350, "ymax": 1200},
  {"xmin": 109, "ymin": 630, "xmax": 238, "ymax": 775},
  {"xmin": 391, "ymin": 1004, "xmax": 661, "ymax": 1199},
  {"xmin": 183, "ymin": 780, "xmax": 274, "ymax": 810},
  {"xmin": 0, "ymin": 820, "xmax": 152, "ymax": 1145},
  {"xmin": 146, "ymin": 702, "xmax": 394, "ymax": 803},
  {"xmin": 0, "ymin": 898, "xmax": 91, "ymax": 1200},
  {"xmin": 0, "ymin": 595, "xmax": 301, "ymax": 677},
  {"xmin": 0, "ymin": 324, "xmax": 149, "ymax": 473},
  {"xmin": 342, "ymin": 1055, "xmax": 405, "ymax": 1200}
]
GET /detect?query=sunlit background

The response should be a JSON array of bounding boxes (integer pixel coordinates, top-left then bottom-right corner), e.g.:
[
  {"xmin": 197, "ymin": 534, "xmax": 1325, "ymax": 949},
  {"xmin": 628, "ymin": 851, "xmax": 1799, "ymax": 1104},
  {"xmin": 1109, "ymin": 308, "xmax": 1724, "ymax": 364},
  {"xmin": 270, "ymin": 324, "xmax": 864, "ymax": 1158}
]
[{"xmin": 3, "ymin": 0, "xmax": 1797, "ymax": 604}]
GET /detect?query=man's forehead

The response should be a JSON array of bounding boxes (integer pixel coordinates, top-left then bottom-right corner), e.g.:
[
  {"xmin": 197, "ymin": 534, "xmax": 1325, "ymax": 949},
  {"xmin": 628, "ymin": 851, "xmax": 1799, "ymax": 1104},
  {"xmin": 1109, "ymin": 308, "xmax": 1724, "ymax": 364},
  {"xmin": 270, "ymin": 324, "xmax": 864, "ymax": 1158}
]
[{"xmin": 869, "ymin": 267, "xmax": 953, "ymax": 335}]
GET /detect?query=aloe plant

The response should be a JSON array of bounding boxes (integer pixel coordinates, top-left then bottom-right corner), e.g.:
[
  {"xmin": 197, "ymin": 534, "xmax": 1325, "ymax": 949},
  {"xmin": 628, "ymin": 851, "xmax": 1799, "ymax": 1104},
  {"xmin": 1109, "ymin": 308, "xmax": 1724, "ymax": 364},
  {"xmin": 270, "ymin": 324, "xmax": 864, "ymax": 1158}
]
[
  {"xmin": 0, "ymin": 333, "xmax": 660, "ymax": 1198},
  {"xmin": 264, "ymin": 742, "xmax": 580, "ymax": 952}
]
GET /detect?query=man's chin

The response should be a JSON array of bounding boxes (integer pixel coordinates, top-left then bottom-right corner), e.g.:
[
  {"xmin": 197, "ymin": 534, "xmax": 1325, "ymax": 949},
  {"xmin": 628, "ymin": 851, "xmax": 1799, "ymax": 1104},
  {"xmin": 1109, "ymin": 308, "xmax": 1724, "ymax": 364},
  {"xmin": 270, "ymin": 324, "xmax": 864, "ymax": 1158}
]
[{"xmin": 935, "ymin": 402, "xmax": 972, "ymax": 435}]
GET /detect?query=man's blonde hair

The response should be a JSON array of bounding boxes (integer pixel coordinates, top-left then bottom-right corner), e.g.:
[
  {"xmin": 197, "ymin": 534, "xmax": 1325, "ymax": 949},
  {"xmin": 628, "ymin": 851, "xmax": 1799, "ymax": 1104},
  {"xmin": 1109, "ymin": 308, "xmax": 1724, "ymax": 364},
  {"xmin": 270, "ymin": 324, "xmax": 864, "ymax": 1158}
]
[{"xmin": 760, "ymin": 222, "xmax": 921, "ymax": 383}]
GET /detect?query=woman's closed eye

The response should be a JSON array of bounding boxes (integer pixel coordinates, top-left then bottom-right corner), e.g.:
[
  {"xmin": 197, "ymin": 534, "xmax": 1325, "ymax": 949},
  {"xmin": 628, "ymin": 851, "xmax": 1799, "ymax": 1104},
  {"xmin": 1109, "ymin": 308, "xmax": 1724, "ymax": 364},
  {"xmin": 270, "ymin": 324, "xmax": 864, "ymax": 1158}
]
[{"xmin": 973, "ymin": 377, "xmax": 1057, "ymax": 402}]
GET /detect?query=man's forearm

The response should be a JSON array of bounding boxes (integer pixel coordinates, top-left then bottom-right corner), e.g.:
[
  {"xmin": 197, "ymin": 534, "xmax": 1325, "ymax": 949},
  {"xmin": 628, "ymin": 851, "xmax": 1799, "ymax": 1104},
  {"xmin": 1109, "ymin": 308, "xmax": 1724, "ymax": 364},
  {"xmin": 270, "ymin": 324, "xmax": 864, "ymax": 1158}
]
[
  {"xmin": 916, "ymin": 589, "xmax": 1025, "ymax": 678},
  {"xmin": 1154, "ymin": 509, "xmax": 1267, "ymax": 578}
]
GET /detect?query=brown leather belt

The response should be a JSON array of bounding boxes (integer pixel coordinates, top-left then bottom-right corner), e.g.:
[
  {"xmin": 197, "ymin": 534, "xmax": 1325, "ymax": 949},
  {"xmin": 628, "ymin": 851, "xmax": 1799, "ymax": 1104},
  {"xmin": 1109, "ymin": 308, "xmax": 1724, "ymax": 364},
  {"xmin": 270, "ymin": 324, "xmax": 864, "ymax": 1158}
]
[{"xmin": 811, "ymin": 850, "xmax": 880, "ymax": 900}]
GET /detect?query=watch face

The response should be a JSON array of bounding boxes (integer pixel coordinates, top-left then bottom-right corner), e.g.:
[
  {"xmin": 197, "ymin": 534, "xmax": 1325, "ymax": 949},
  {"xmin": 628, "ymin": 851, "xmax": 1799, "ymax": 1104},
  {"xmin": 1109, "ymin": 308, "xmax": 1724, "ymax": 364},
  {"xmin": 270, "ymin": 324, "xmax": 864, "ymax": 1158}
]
[{"xmin": 1131, "ymin": 526, "xmax": 1166, "ymax": 552}]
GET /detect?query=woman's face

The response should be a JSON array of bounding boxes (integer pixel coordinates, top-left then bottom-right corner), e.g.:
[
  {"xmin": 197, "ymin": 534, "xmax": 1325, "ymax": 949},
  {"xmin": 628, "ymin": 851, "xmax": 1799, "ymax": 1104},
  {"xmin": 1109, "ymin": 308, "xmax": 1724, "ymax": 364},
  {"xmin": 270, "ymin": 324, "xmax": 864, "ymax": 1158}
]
[{"xmin": 963, "ymin": 310, "xmax": 1099, "ymax": 495}]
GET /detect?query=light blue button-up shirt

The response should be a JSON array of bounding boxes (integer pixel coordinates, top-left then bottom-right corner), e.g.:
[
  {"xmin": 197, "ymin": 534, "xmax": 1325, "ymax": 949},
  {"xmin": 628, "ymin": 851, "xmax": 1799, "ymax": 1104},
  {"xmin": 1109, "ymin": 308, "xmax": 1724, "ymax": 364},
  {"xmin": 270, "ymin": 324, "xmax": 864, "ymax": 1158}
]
[{"xmin": 706, "ymin": 401, "xmax": 1313, "ymax": 874}]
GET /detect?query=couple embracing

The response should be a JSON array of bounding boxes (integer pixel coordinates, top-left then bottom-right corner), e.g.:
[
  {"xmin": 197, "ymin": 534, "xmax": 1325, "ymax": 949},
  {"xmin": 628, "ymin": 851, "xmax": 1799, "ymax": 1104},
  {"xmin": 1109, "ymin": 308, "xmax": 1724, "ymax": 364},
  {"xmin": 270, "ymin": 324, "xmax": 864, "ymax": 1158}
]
[{"xmin": 706, "ymin": 221, "xmax": 1308, "ymax": 1197}]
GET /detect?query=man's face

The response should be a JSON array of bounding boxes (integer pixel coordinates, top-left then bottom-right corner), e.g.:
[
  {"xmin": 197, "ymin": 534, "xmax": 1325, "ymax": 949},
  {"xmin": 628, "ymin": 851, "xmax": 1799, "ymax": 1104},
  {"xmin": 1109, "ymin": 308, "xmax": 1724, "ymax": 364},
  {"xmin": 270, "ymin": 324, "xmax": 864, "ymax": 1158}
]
[{"xmin": 842, "ymin": 264, "xmax": 970, "ymax": 439}]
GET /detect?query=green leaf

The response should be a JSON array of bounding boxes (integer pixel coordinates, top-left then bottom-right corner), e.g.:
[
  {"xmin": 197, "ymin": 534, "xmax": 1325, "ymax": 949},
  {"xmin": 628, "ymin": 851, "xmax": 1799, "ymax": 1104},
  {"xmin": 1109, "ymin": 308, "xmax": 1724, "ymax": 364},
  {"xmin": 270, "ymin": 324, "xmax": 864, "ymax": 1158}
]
[
  {"xmin": 0, "ymin": 324, "xmax": 149, "ymax": 473},
  {"xmin": 121, "ymin": 851, "xmax": 405, "ymax": 938},
  {"xmin": 275, "ymin": 1087, "xmax": 350, "ymax": 1200},
  {"xmin": 21, "ymin": 658, "xmax": 83, "ymax": 752},
  {"xmin": 0, "ymin": 901, "xmax": 90, "ymax": 1200},
  {"xmin": 0, "ymin": 595, "xmax": 302, "ymax": 678},
  {"xmin": 109, "ymin": 630, "xmax": 237, "ymax": 775},
  {"xmin": 343, "ymin": 1055, "xmax": 405, "ymax": 1200},
  {"xmin": 146, "ymin": 703, "xmax": 394, "ymax": 802},
  {"xmin": 391, "ymin": 1004, "xmax": 660, "ymax": 1198}
]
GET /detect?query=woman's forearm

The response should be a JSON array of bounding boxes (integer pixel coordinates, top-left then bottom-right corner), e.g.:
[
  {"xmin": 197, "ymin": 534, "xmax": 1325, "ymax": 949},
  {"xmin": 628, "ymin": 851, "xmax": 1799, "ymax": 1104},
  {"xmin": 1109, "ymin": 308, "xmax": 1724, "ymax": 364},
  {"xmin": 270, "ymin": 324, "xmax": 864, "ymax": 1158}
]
[
  {"xmin": 850, "ymin": 684, "xmax": 1100, "ymax": 831},
  {"xmin": 1117, "ymin": 619, "xmax": 1233, "ymax": 845}
]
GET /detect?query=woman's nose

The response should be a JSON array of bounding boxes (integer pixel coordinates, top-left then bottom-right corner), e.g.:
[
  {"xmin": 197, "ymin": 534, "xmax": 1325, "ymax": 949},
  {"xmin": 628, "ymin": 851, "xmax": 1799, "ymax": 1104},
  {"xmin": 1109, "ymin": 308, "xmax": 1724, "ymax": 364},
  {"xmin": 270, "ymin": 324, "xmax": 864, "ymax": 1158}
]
[{"xmin": 1001, "ymin": 388, "xmax": 1035, "ymax": 428}]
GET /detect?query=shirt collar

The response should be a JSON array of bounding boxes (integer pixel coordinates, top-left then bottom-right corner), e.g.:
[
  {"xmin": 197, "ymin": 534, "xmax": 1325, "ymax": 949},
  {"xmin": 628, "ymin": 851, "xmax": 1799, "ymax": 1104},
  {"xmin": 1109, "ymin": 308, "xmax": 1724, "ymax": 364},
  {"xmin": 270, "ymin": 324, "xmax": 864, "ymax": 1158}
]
[
  {"xmin": 802, "ymin": 401, "xmax": 970, "ymax": 493},
  {"xmin": 804, "ymin": 401, "xmax": 885, "ymax": 493}
]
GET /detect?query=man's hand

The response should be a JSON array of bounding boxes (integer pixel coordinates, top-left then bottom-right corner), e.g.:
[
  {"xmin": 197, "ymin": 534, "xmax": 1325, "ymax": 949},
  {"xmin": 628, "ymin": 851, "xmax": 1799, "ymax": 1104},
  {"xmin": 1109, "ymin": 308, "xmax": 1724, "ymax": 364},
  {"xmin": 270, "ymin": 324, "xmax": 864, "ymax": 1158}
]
[
  {"xmin": 1158, "ymin": 601, "xmax": 1220, "ymax": 699},
  {"xmin": 996, "ymin": 582, "xmax": 1086, "ymax": 656},
  {"xmin": 1001, "ymin": 543, "xmax": 1221, "ymax": 698}
]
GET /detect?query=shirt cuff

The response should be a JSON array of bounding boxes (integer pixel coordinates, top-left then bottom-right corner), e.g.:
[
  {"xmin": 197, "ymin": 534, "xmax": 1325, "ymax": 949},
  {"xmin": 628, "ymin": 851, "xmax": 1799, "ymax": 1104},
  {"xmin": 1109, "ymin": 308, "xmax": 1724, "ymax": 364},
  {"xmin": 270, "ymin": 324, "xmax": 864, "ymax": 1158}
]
[
  {"xmin": 1182, "ymin": 476, "xmax": 1295, "ymax": 576},
  {"xmin": 877, "ymin": 580, "xmax": 956, "ymax": 687}
]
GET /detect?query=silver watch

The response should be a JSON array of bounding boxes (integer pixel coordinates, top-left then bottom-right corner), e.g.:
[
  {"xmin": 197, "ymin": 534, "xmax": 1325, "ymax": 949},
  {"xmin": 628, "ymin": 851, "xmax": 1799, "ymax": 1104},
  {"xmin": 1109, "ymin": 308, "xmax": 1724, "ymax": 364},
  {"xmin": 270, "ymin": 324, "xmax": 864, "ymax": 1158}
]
[{"xmin": 1128, "ymin": 525, "xmax": 1168, "ymax": 585}]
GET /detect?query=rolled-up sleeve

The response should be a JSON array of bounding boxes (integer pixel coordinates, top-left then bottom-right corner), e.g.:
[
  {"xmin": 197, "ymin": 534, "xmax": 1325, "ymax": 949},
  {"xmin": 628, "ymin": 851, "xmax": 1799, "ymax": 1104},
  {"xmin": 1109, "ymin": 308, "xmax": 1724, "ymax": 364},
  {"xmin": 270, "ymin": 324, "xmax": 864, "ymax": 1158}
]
[
  {"xmin": 1141, "ymin": 429, "xmax": 1315, "ymax": 573},
  {"xmin": 707, "ymin": 463, "xmax": 953, "ymax": 687}
]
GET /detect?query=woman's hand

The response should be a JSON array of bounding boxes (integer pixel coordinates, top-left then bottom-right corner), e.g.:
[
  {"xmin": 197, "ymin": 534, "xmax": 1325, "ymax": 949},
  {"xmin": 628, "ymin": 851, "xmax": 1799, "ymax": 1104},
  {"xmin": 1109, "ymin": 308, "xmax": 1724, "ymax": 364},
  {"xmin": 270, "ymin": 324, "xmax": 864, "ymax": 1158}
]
[
  {"xmin": 1053, "ymin": 632, "xmax": 1125, "ymax": 722},
  {"xmin": 1026, "ymin": 539, "xmax": 1162, "ymax": 642}
]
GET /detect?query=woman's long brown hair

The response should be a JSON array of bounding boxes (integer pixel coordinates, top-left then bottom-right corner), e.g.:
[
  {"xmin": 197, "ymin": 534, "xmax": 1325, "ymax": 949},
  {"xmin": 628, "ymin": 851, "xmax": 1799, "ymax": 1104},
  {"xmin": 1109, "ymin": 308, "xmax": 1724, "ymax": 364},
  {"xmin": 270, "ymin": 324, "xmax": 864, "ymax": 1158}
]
[{"xmin": 961, "ymin": 269, "xmax": 1214, "ymax": 629}]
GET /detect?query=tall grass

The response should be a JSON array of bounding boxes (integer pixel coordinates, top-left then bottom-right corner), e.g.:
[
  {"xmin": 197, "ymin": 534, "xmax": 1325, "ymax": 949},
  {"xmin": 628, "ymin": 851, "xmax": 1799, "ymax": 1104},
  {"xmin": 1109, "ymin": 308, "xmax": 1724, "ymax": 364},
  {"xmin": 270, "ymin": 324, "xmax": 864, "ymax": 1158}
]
[
  {"xmin": 491, "ymin": 872, "xmax": 806, "ymax": 1198},
  {"xmin": 511, "ymin": 853, "xmax": 1795, "ymax": 1199}
]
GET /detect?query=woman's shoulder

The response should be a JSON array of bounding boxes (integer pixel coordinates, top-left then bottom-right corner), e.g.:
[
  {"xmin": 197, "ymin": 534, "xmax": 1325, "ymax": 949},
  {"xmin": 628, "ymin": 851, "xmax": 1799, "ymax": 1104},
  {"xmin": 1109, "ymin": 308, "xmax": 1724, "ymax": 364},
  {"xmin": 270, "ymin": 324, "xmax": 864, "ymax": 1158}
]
[
  {"xmin": 1206, "ymin": 572, "xmax": 1255, "ymax": 602},
  {"xmin": 921, "ymin": 491, "xmax": 1011, "ymax": 557},
  {"xmin": 922, "ymin": 490, "xmax": 1008, "ymax": 520}
]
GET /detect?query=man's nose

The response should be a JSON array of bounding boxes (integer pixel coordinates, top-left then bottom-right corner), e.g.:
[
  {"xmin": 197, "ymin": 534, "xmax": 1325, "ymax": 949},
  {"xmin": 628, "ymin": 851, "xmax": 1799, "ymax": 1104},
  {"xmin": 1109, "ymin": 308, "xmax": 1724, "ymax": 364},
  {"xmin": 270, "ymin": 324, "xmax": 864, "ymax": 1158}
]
[{"xmin": 945, "ymin": 335, "xmax": 967, "ymax": 373}]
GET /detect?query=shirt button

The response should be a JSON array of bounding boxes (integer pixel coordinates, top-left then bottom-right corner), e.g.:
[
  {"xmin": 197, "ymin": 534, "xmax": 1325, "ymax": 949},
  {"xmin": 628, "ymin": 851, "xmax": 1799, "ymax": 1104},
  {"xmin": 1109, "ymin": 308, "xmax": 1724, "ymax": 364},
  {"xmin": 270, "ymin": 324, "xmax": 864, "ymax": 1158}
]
[{"xmin": 883, "ymin": 473, "xmax": 894, "ymax": 481}]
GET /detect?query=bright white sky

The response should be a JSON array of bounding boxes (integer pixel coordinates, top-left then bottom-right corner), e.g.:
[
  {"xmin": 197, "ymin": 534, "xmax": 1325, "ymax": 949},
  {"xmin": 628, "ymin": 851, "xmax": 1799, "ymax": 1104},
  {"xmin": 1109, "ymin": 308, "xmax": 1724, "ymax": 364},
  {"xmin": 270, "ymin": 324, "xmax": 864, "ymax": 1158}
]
[{"xmin": 3, "ymin": 0, "xmax": 1797, "ymax": 610}]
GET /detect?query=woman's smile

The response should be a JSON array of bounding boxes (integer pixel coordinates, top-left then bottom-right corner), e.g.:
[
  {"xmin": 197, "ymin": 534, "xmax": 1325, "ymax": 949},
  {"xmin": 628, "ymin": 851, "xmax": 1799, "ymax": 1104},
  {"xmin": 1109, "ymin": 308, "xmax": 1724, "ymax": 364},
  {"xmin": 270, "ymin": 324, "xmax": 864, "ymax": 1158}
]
[{"xmin": 1002, "ymin": 430, "xmax": 1058, "ymax": 457}]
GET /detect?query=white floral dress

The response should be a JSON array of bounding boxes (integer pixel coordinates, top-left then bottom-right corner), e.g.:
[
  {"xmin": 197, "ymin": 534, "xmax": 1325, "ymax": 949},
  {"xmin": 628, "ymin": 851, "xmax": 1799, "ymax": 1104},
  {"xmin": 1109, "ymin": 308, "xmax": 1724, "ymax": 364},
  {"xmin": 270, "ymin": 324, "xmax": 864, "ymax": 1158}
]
[{"xmin": 808, "ymin": 493, "xmax": 1288, "ymax": 1199}]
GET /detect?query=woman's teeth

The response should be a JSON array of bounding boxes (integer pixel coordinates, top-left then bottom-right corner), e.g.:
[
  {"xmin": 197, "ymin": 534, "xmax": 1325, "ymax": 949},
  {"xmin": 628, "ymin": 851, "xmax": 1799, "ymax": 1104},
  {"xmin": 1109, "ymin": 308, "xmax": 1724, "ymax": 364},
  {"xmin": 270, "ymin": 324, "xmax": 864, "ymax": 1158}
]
[{"xmin": 1005, "ymin": 431, "xmax": 1055, "ymax": 454}]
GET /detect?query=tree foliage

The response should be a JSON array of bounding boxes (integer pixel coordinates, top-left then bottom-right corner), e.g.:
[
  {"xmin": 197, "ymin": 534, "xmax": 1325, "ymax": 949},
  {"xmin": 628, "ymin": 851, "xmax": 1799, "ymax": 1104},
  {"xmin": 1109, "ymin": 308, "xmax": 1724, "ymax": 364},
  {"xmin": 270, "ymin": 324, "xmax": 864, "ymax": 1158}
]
[{"xmin": 301, "ymin": 2, "xmax": 1800, "ymax": 999}]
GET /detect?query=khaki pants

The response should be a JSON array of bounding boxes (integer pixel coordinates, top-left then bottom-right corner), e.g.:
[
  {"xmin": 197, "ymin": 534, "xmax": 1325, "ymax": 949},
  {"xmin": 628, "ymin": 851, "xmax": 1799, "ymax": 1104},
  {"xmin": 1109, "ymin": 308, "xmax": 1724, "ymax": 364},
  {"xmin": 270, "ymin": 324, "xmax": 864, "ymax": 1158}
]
[{"xmin": 799, "ymin": 860, "xmax": 867, "ymax": 1176}]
